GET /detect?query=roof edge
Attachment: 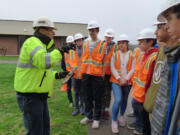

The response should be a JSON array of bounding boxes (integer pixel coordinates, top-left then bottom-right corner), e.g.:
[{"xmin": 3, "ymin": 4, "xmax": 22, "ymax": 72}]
[{"xmin": 0, "ymin": 18, "xmax": 87, "ymax": 25}]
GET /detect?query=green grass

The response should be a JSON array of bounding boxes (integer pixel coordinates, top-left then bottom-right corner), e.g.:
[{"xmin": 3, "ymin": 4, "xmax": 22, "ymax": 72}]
[
  {"xmin": 0, "ymin": 56, "xmax": 18, "ymax": 61},
  {"xmin": 0, "ymin": 64, "xmax": 87, "ymax": 135}
]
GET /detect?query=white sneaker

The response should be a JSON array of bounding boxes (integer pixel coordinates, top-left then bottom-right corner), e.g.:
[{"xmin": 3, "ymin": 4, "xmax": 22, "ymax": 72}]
[
  {"xmin": 118, "ymin": 116, "xmax": 126, "ymax": 127},
  {"xmin": 92, "ymin": 120, "xmax": 100, "ymax": 129},
  {"xmin": 112, "ymin": 121, "xmax": 119, "ymax": 133},
  {"xmin": 127, "ymin": 111, "xmax": 135, "ymax": 117},
  {"xmin": 80, "ymin": 117, "xmax": 92, "ymax": 125}
]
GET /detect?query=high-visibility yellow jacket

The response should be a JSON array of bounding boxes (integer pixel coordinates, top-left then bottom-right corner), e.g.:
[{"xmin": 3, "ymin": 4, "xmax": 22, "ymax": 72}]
[{"xmin": 14, "ymin": 37, "xmax": 62, "ymax": 96}]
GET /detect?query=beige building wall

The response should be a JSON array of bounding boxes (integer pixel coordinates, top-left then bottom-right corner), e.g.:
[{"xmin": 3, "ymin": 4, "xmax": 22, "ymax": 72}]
[
  {"xmin": 0, "ymin": 20, "xmax": 87, "ymax": 56},
  {"xmin": 0, "ymin": 20, "xmax": 88, "ymax": 37}
]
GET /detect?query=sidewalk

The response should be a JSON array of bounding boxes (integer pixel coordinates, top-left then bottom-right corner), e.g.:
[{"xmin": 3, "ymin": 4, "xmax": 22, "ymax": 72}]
[
  {"xmin": 86, "ymin": 94, "xmax": 135, "ymax": 135},
  {"xmin": 0, "ymin": 60, "xmax": 17, "ymax": 64}
]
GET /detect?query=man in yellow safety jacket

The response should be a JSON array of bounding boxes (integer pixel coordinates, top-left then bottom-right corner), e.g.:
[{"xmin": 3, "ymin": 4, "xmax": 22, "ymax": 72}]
[{"xmin": 14, "ymin": 16, "xmax": 75, "ymax": 135}]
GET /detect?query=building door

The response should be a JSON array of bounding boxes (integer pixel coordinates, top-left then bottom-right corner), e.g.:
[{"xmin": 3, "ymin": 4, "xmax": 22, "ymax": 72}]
[{"xmin": 17, "ymin": 35, "xmax": 30, "ymax": 54}]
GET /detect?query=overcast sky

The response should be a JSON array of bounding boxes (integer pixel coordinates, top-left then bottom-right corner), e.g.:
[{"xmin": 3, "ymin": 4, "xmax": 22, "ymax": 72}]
[{"xmin": 0, "ymin": 0, "xmax": 164, "ymax": 43}]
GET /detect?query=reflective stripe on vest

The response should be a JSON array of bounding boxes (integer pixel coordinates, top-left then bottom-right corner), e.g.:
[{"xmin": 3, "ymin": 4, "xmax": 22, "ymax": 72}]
[
  {"xmin": 70, "ymin": 50, "xmax": 74, "ymax": 60},
  {"xmin": 134, "ymin": 77, "xmax": 145, "ymax": 87},
  {"xmin": 114, "ymin": 45, "xmax": 118, "ymax": 61},
  {"xmin": 17, "ymin": 46, "xmax": 51, "ymax": 69},
  {"xmin": 145, "ymin": 52, "xmax": 157, "ymax": 69},
  {"xmin": 17, "ymin": 61, "xmax": 36, "ymax": 68},
  {"xmin": 65, "ymin": 53, "xmax": 71, "ymax": 69},
  {"xmin": 98, "ymin": 41, "xmax": 105, "ymax": 54},
  {"xmin": 17, "ymin": 46, "xmax": 43, "ymax": 68},
  {"xmin": 45, "ymin": 53, "xmax": 51, "ymax": 69},
  {"xmin": 83, "ymin": 41, "xmax": 88, "ymax": 52},
  {"xmin": 82, "ymin": 59, "xmax": 103, "ymax": 66},
  {"xmin": 29, "ymin": 46, "xmax": 43, "ymax": 63}
]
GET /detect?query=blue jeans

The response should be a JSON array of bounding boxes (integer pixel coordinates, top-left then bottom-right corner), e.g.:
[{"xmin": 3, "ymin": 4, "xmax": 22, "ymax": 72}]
[
  {"xmin": 17, "ymin": 93, "xmax": 50, "ymax": 135},
  {"xmin": 112, "ymin": 83, "xmax": 130, "ymax": 121}
]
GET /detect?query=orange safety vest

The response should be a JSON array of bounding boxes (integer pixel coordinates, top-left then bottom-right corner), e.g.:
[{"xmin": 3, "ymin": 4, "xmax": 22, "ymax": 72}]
[
  {"xmin": 81, "ymin": 40, "xmax": 106, "ymax": 76},
  {"xmin": 68, "ymin": 49, "xmax": 82, "ymax": 79},
  {"xmin": 110, "ymin": 45, "xmax": 133, "ymax": 84},
  {"xmin": 131, "ymin": 51, "xmax": 157, "ymax": 103},
  {"xmin": 131, "ymin": 48, "xmax": 144, "ymax": 82},
  {"xmin": 64, "ymin": 52, "xmax": 71, "ymax": 72},
  {"xmin": 104, "ymin": 43, "xmax": 115, "ymax": 75},
  {"xmin": 133, "ymin": 47, "xmax": 141, "ymax": 61}
]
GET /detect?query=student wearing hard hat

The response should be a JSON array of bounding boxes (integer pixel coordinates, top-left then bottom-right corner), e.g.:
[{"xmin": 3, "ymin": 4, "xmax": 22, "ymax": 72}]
[
  {"xmin": 144, "ymin": 21, "xmax": 178, "ymax": 114},
  {"xmin": 110, "ymin": 34, "xmax": 134, "ymax": 133},
  {"xmin": 151, "ymin": 1, "xmax": 180, "ymax": 135},
  {"xmin": 14, "ymin": 16, "xmax": 75, "ymax": 135},
  {"xmin": 130, "ymin": 28, "xmax": 158, "ymax": 135},
  {"xmin": 80, "ymin": 20, "xmax": 106, "ymax": 129},
  {"xmin": 127, "ymin": 44, "xmax": 144, "ymax": 130},
  {"xmin": 61, "ymin": 36, "xmax": 75, "ymax": 107},
  {"xmin": 101, "ymin": 28, "xmax": 115, "ymax": 120},
  {"xmin": 71, "ymin": 33, "xmax": 85, "ymax": 116},
  {"xmin": 157, "ymin": 0, "xmax": 180, "ymax": 40}
]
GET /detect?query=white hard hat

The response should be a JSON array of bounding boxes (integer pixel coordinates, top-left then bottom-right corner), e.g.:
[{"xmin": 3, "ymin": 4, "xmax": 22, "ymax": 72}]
[
  {"xmin": 153, "ymin": 21, "xmax": 167, "ymax": 26},
  {"xmin": 157, "ymin": 0, "xmax": 180, "ymax": 21},
  {"xmin": 87, "ymin": 20, "xmax": 99, "ymax": 30},
  {"xmin": 137, "ymin": 28, "xmax": 156, "ymax": 40},
  {"xmin": 66, "ymin": 36, "xmax": 74, "ymax": 43},
  {"xmin": 74, "ymin": 33, "xmax": 84, "ymax": 41},
  {"xmin": 33, "ymin": 16, "xmax": 56, "ymax": 29},
  {"xmin": 117, "ymin": 34, "xmax": 129, "ymax": 42},
  {"xmin": 104, "ymin": 28, "xmax": 114, "ymax": 38}
]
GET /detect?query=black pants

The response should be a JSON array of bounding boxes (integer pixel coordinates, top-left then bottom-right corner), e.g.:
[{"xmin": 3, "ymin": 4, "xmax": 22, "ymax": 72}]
[
  {"xmin": 17, "ymin": 93, "xmax": 50, "ymax": 135},
  {"xmin": 134, "ymin": 100, "xmax": 151, "ymax": 135},
  {"xmin": 73, "ymin": 78, "xmax": 84, "ymax": 109},
  {"xmin": 82, "ymin": 74, "xmax": 103, "ymax": 120},
  {"xmin": 67, "ymin": 78, "xmax": 73, "ymax": 103},
  {"xmin": 101, "ymin": 75, "xmax": 112, "ymax": 110}
]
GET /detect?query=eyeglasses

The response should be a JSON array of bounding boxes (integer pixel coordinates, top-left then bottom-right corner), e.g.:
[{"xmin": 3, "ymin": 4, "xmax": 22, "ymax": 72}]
[{"xmin": 157, "ymin": 24, "xmax": 166, "ymax": 30}]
